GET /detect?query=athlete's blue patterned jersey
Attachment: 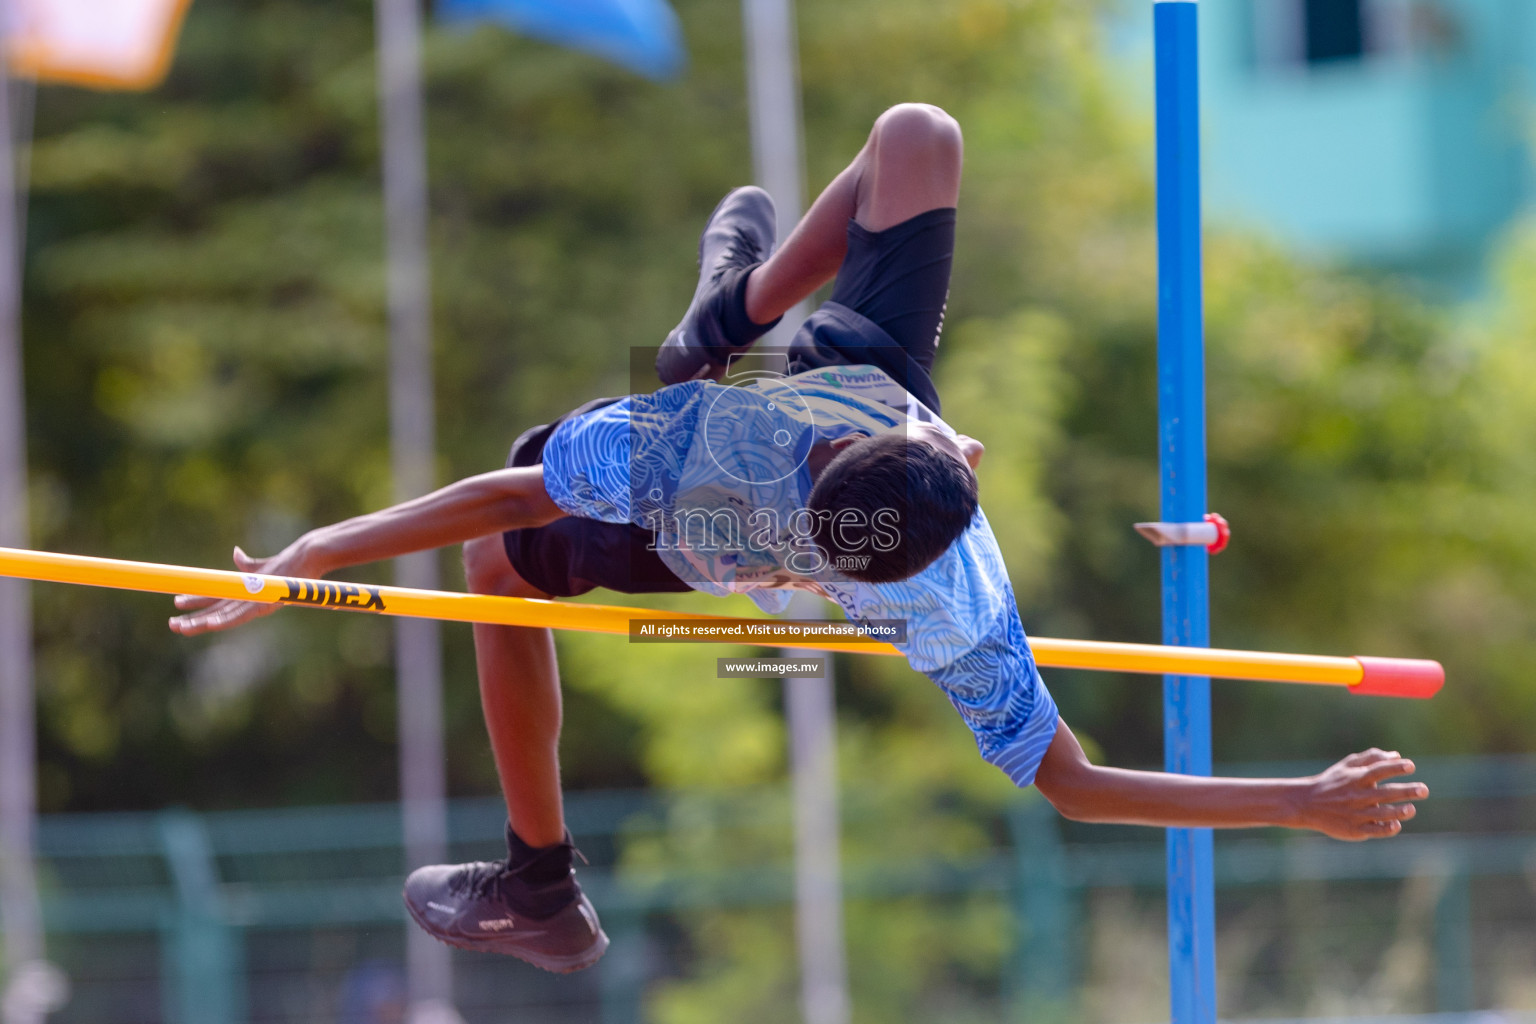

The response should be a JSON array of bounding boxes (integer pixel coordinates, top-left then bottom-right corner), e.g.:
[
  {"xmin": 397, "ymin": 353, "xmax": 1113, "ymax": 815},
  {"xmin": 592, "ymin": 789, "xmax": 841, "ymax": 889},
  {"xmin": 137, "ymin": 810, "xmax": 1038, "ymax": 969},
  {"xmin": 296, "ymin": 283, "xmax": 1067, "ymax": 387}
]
[{"xmin": 540, "ymin": 364, "xmax": 1060, "ymax": 787}]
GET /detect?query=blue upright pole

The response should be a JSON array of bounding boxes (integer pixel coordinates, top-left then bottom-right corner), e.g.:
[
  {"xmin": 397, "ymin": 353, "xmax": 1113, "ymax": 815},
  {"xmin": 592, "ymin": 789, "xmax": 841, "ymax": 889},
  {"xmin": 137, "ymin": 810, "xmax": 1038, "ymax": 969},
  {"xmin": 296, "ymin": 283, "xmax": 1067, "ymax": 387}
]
[{"xmin": 1152, "ymin": 3, "xmax": 1216, "ymax": 1024}]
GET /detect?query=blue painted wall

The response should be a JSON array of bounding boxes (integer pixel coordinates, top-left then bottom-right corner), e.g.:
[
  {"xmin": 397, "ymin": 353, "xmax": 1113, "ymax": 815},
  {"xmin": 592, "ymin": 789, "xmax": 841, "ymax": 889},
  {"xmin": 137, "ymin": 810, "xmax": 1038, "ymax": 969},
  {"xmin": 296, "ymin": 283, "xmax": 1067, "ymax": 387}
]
[{"xmin": 1107, "ymin": 0, "xmax": 1535, "ymax": 285}]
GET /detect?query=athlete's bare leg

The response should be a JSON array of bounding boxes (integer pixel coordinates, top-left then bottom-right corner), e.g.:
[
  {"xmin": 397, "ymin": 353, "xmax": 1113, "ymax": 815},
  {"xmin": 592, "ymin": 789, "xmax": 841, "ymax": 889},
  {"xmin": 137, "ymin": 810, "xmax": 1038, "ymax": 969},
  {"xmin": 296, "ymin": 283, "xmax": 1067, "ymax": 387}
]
[
  {"xmin": 744, "ymin": 102, "xmax": 964, "ymax": 326},
  {"xmin": 462, "ymin": 534, "xmax": 566, "ymax": 848}
]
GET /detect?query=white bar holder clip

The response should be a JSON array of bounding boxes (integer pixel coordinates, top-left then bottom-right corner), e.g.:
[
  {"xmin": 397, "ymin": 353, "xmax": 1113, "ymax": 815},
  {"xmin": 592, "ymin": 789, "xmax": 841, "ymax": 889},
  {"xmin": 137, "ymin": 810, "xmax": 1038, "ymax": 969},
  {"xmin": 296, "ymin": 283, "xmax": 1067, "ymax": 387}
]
[{"xmin": 1134, "ymin": 512, "xmax": 1230, "ymax": 554}]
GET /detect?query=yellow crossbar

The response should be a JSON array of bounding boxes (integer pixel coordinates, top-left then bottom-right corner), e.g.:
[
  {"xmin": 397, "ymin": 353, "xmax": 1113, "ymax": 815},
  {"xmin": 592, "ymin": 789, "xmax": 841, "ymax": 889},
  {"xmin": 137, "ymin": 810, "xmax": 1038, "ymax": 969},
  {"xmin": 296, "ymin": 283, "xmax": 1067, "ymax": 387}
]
[{"xmin": 0, "ymin": 546, "xmax": 1443, "ymax": 698}]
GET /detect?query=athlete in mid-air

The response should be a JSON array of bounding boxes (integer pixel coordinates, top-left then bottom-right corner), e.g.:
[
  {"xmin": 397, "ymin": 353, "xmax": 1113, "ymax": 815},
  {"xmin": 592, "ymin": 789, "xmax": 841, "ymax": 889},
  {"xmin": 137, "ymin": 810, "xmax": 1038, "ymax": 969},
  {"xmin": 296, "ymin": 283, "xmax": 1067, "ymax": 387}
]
[{"xmin": 170, "ymin": 104, "xmax": 1429, "ymax": 973}]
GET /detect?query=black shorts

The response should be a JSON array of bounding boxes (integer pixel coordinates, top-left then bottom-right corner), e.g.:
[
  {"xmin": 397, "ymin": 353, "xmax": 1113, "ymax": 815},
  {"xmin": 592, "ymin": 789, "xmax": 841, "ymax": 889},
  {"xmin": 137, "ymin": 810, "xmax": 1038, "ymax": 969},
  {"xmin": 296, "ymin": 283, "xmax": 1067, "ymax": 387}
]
[
  {"xmin": 502, "ymin": 206, "xmax": 957, "ymax": 598},
  {"xmin": 501, "ymin": 397, "xmax": 695, "ymax": 598},
  {"xmin": 793, "ymin": 205, "xmax": 954, "ymax": 414}
]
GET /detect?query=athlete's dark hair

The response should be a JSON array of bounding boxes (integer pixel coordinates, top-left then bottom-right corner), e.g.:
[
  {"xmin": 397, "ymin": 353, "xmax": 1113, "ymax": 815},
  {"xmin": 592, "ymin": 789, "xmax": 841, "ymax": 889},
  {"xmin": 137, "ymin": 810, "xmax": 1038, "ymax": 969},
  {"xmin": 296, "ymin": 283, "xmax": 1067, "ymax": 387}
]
[{"xmin": 805, "ymin": 433, "xmax": 978, "ymax": 584}]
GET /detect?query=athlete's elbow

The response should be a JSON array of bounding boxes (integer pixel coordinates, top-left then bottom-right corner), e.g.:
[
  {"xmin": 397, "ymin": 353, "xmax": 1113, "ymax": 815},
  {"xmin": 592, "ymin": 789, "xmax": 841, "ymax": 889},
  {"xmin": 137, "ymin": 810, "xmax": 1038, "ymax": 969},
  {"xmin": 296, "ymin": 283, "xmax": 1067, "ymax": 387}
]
[
  {"xmin": 1032, "ymin": 731, "xmax": 1105, "ymax": 822},
  {"xmin": 1034, "ymin": 770, "xmax": 1099, "ymax": 823}
]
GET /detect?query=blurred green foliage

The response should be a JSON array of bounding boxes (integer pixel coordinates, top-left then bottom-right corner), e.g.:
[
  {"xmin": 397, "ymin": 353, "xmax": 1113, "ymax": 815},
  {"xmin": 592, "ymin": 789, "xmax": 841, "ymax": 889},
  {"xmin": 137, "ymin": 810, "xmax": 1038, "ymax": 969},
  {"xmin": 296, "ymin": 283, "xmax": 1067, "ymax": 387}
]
[{"xmin": 17, "ymin": 0, "xmax": 1536, "ymax": 1016}]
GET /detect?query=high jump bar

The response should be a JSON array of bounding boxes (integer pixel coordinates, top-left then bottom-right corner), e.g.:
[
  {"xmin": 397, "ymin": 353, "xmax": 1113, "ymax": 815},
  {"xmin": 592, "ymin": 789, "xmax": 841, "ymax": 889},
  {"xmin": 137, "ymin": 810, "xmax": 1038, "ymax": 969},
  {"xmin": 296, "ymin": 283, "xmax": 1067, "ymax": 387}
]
[{"xmin": 0, "ymin": 546, "xmax": 1442, "ymax": 698}]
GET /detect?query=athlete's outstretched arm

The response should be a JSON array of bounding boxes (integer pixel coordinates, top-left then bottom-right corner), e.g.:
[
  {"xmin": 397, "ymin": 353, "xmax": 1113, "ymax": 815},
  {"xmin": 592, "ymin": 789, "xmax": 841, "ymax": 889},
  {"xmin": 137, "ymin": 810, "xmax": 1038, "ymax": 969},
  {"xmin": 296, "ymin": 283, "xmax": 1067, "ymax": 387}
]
[
  {"xmin": 168, "ymin": 465, "xmax": 564, "ymax": 635},
  {"xmin": 1033, "ymin": 719, "xmax": 1428, "ymax": 841}
]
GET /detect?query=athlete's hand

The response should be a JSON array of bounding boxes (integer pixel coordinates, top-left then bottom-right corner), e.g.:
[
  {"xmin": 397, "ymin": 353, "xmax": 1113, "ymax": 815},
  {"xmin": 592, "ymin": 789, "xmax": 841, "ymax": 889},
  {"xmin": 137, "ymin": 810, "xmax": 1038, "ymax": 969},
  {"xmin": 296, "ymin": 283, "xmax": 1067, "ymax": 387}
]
[
  {"xmin": 168, "ymin": 541, "xmax": 321, "ymax": 636},
  {"xmin": 1297, "ymin": 749, "xmax": 1429, "ymax": 841}
]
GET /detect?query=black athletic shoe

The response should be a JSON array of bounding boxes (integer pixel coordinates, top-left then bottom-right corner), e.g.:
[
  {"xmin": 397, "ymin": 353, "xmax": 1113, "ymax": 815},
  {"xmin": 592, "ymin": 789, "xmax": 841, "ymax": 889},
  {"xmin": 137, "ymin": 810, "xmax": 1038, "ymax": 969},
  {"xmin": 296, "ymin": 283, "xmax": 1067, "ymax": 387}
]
[
  {"xmin": 402, "ymin": 837, "xmax": 609, "ymax": 973},
  {"xmin": 656, "ymin": 186, "xmax": 782, "ymax": 384}
]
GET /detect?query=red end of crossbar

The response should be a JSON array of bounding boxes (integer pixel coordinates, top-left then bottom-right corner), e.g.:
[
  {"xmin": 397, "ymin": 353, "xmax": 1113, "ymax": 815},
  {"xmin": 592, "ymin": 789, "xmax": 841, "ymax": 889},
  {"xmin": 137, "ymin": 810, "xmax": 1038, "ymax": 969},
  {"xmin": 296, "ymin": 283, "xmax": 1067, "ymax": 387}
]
[{"xmin": 1350, "ymin": 656, "xmax": 1444, "ymax": 699}]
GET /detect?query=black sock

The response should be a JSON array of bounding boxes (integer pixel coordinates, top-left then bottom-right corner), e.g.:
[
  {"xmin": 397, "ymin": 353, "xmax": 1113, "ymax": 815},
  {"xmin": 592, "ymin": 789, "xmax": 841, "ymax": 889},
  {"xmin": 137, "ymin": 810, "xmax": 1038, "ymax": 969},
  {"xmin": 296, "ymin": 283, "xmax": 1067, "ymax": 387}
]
[
  {"xmin": 503, "ymin": 822, "xmax": 579, "ymax": 918},
  {"xmin": 716, "ymin": 264, "xmax": 781, "ymax": 347}
]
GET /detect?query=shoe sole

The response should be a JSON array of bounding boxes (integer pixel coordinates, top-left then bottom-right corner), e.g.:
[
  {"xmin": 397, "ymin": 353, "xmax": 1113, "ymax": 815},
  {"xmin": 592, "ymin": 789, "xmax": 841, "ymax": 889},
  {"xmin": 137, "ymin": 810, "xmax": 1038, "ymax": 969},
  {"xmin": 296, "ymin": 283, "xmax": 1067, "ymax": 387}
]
[
  {"xmin": 657, "ymin": 187, "xmax": 776, "ymax": 385},
  {"xmin": 403, "ymin": 894, "xmax": 610, "ymax": 974},
  {"xmin": 696, "ymin": 187, "xmax": 750, "ymax": 264},
  {"xmin": 685, "ymin": 185, "xmax": 773, "ymax": 307}
]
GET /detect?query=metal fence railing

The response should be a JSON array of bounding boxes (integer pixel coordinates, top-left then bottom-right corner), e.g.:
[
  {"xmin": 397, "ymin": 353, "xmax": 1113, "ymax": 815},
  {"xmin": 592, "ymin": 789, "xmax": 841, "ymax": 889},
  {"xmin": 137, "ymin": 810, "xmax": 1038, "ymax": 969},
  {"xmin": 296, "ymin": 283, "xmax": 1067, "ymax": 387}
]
[{"xmin": 24, "ymin": 756, "xmax": 1536, "ymax": 1024}]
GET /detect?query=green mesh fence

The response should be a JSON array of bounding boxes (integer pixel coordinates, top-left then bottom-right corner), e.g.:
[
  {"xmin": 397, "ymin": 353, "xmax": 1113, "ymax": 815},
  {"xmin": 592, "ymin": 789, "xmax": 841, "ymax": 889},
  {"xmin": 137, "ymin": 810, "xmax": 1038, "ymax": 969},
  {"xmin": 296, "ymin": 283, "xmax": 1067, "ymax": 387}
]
[{"xmin": 25, "ymin": 757, "xmax": 1536, "ymax": 1024}]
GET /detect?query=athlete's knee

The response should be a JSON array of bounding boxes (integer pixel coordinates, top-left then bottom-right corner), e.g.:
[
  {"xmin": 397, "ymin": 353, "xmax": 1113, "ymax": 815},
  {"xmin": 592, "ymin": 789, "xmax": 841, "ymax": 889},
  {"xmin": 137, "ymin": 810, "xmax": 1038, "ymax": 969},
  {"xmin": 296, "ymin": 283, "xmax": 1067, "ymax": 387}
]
[
  {"xmin": 463, "ymin": 534, "xmax": 543, "ymax": 598},
  {"xmin": 871, "ymin": 103, "xmax": 963, "ymax": 167}
]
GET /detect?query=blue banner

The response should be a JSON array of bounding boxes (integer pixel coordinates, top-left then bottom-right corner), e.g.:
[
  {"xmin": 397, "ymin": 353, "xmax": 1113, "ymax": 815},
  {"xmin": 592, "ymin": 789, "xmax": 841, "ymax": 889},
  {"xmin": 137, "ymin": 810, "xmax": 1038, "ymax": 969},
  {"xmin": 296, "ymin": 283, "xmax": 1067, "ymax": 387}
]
[{"xmin": 438, "ymin": 0, "xmax": 685, "ymax": 80}]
